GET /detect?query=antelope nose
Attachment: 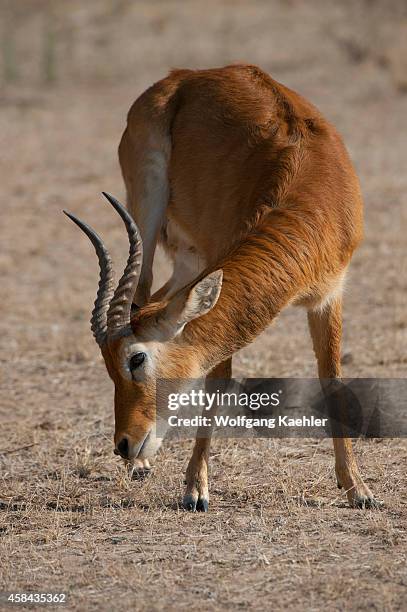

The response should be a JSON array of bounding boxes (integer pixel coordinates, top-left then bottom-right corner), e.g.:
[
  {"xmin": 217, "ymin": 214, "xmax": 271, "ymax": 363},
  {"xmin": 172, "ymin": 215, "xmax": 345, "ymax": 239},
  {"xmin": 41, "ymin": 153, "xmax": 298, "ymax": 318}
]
[{"xmin": 115, "ymin": 437, "xmax": 129, "ymax": 459}]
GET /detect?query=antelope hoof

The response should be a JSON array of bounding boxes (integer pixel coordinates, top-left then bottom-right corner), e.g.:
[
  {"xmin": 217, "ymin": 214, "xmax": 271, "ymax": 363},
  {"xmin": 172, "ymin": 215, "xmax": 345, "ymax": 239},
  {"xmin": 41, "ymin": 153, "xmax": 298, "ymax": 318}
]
[
  {"xmin": 336, "ymin": 469, "xmax": 380, "ymax": 509},
  {"xmin": 182, "ymin": 493, "xmax": 209, "ymax": 512},
  {"xmin": 348, "ymin": 490, "xmax": 381, "ymax": 509}
]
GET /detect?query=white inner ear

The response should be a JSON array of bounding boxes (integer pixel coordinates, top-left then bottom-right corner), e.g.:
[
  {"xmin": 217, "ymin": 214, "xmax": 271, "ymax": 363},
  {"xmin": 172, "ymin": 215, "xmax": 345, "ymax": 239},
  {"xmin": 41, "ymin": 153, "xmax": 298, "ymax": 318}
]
[{"xmin": 179, "ymin": 269, "xmax": 223, "ymax": 327}]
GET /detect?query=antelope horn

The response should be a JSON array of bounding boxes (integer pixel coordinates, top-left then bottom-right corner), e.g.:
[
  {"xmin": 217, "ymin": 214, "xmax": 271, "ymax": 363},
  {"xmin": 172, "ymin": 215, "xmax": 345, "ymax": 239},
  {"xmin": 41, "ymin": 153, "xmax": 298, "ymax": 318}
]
[
  {"xmin": 63, "ymin": 210, "xmax": 115, "ymax": 348},
  {"xmin": 102, "ymin": 192, "xmax": 143, "ymax": 337}
]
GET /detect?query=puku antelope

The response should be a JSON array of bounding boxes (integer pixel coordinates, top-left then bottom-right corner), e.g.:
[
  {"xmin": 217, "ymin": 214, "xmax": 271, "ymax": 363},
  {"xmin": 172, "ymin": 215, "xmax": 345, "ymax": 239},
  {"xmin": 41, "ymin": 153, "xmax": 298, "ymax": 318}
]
[{"xmin": 65, "ymin": 64, "xmax": 376, "ymax": 511}]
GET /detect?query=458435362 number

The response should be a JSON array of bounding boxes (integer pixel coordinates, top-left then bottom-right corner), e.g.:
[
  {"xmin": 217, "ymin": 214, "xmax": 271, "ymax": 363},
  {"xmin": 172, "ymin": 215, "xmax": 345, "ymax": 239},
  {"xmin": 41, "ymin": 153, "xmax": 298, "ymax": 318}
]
[{"xmin": 7, "ymin": 593, "xmax": 66, "ymax": 604}]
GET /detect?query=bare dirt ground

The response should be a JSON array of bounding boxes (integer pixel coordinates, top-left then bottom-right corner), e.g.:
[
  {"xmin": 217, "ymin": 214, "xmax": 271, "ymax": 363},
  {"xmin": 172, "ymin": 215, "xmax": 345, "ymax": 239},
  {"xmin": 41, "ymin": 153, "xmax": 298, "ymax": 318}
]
[{"xmin": 0, "ymin": 1, "xmax": 406, "ymax": 610}]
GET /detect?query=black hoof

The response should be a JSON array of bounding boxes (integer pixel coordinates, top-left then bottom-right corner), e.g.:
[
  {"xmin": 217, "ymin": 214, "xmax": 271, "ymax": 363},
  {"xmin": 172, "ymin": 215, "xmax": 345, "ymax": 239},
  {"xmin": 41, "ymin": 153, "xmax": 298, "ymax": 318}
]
[
  {"xmin": 182, "ymin": 494, "xmax": 197, "ymax": 512},
  {"xmin": 354, "ymin": 496, "xmax": 382, "ymax": 509},
  {"xmin": 196, "ymin": 498, "xmax": 209, "ymax": 512},
  {"xmin": 182, "ymin": 494, "xmax": 209, "ymax": 512}
]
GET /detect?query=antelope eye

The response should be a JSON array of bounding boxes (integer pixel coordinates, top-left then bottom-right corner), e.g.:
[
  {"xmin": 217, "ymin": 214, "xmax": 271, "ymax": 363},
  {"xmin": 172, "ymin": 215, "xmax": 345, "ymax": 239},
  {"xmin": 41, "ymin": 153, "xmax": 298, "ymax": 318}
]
[{"xmin": 129, "ymin": 352, "xmax": 146, "ymax": 373}]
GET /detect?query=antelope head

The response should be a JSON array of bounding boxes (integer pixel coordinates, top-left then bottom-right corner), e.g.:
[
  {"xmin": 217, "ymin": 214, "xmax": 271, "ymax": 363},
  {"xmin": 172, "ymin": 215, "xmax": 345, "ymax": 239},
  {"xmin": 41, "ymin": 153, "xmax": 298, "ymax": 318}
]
[{"xmin": 64, "ymin": 194, "xmax": 222, "ymax": 464}]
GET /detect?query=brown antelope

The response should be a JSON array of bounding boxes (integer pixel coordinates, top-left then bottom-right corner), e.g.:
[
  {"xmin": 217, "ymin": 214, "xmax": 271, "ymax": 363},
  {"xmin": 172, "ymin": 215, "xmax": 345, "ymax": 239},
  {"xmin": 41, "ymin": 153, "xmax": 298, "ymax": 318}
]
[{"xmin": 65, "ymin": 64, "xmax": 376, "ymax": 511}]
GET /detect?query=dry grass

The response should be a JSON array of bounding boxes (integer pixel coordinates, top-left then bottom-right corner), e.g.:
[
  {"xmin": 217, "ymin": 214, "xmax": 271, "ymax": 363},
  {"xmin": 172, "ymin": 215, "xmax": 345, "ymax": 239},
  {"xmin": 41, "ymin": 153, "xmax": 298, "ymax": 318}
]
[
  {"xmin": 1, "ymin": 1, "xmax": 406, "ymax": 610},
  {"xmin": 1, "ymin": 429, "xmax": 406, "ymax": 610}
]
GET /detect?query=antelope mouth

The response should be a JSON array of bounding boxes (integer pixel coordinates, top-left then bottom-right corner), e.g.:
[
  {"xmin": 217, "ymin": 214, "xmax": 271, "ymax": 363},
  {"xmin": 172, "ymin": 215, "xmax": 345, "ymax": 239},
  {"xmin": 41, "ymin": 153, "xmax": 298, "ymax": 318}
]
[
  {"xmin": 135, "ymin": 429, "xmax": 151, "ymax": 458},
  {"xmin": 124, "ymin": 427, "xmax": 155, "ymax": 461},
  {"xmin": 114, "ymin": 428, "xmax": 153, "ymax": 461},
  {"xmin": 134, "ymin": 425, "xmax": 164, "ymax": 460}
]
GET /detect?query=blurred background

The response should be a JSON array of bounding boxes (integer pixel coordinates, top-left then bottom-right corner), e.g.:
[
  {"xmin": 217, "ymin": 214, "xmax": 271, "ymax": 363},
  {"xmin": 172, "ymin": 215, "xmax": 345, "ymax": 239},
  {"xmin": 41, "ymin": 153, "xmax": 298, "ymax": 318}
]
[
  {"xmin": 1, "ymin": 0, "xmax": 407, "ymax": 91},
  {"xmin": 1, "ymin": 2, "xmax": 407, "ymax": 609}
]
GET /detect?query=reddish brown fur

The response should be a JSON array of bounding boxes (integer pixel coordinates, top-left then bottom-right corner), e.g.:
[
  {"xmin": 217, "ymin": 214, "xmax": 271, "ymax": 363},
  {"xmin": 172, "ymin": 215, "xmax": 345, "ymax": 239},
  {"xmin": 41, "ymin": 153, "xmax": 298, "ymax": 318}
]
[
  {"xmin": 123, "ymin": 65, "xmax": 363, "ymax": 367},
  {"xmin": 110, "ymin": 64, "xmax": 374, "ymax": 509}
]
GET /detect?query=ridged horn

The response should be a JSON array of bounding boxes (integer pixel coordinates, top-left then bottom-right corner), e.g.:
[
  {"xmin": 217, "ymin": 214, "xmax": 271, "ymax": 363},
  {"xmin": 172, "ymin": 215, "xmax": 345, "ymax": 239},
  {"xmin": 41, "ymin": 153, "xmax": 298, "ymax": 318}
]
[
  {"xmin": 101, "ymin": 192, "xmax": 143, "ymax": 337},
  {"xmin": 63, "ymin": 210, "xmax": 115, "ymax": 347}
]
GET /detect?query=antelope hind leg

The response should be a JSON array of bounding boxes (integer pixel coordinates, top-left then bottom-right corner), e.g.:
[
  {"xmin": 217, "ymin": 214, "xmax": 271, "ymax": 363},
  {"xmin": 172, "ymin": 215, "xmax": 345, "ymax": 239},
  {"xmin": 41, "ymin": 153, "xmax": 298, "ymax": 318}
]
[{"xmin": 307, "ymin": 299, "xmax": 379, "ymax": 508}]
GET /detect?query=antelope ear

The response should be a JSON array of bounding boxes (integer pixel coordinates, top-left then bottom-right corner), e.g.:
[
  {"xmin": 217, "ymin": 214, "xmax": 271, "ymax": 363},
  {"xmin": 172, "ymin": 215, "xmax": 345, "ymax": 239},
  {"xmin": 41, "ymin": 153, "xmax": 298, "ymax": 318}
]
[
  {"xmin": 179, "ymin": 270, "xmax": 223, "ymax": 326},
  {"xmin": 162, "ymin": 270, "xmax": 223, "ymax": 339},
  {"xmin": 163, "ymin": 270, "xmax": 222, "ymax": 337}
]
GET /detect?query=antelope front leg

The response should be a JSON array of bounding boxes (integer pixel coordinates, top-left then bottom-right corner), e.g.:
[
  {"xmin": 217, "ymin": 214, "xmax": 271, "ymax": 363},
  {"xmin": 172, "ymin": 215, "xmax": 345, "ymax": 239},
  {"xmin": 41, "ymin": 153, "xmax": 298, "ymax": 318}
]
[
  {"xmin": 183, "ymin": 437, "xmax": 212, "ymax": 512},
  {"xmin": 308, "ymin": 300, "xmax": 377, "ymax": 508},
  {"xmin": 183, "ymin": 358, "xmax": 232, "ymax": 512}
]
